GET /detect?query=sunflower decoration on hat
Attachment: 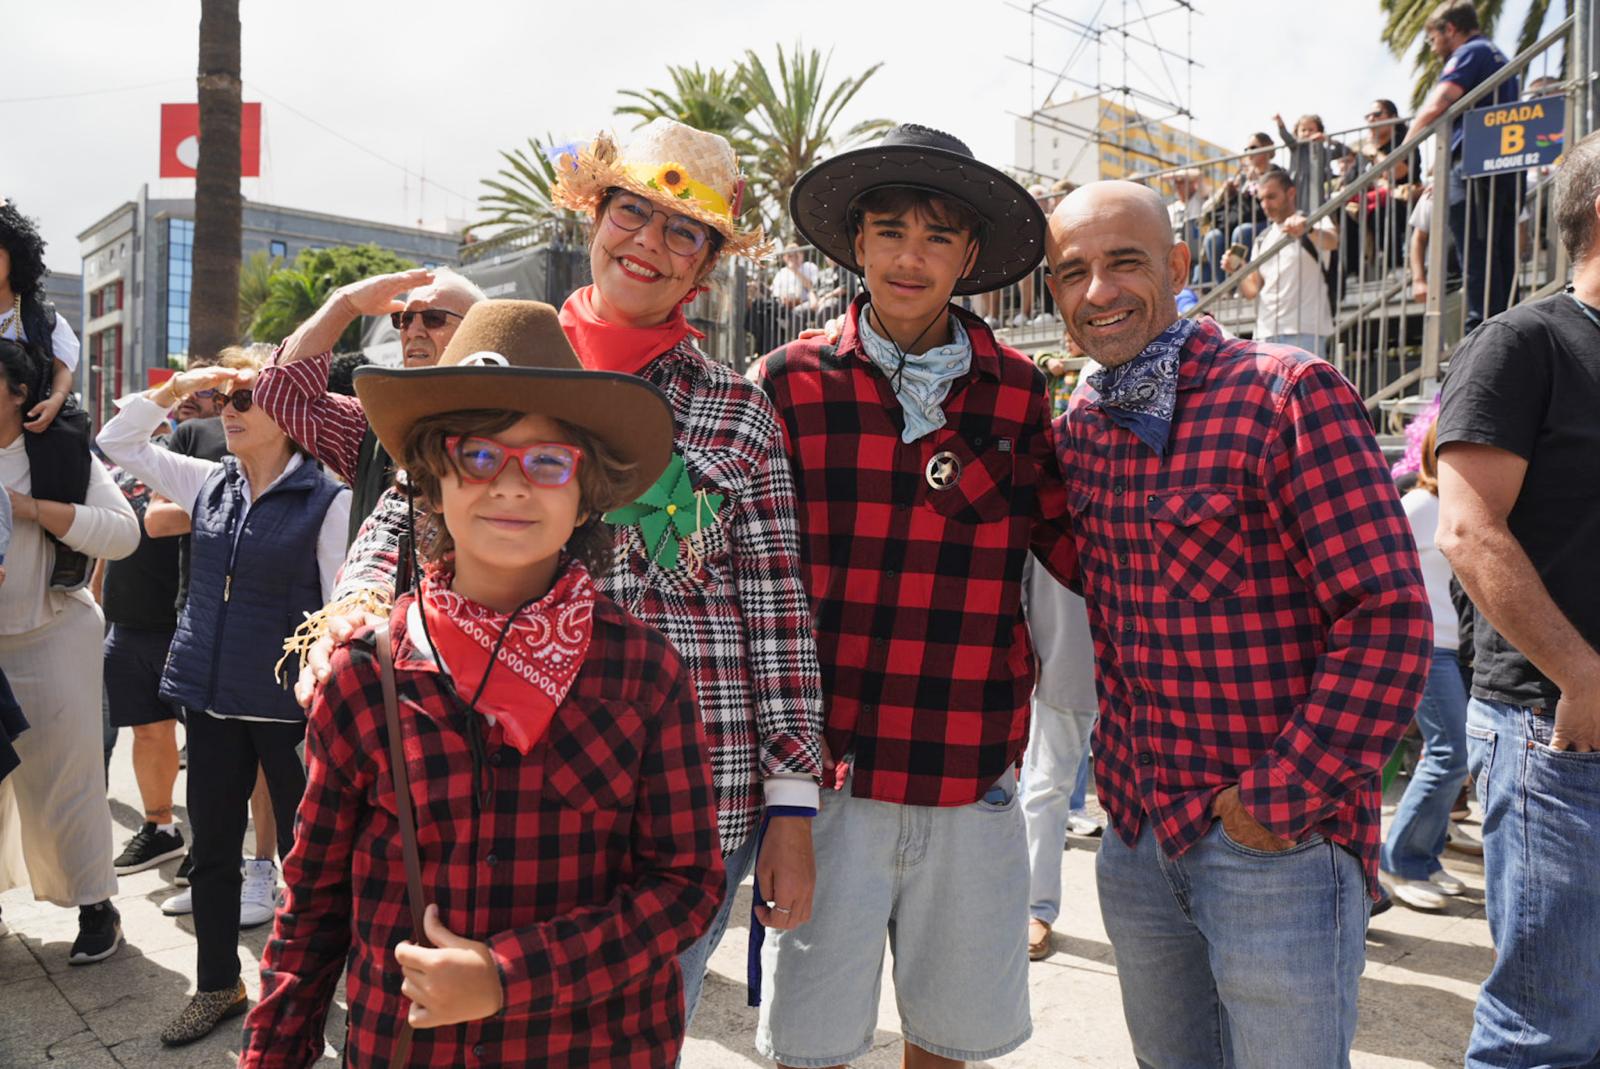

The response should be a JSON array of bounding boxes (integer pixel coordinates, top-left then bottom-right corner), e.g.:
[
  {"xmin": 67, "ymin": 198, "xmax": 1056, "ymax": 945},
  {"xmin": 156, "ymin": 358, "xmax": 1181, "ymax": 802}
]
[{"xmin": 550, "ymin": 117, "xmax": 774, "ymax": 260}]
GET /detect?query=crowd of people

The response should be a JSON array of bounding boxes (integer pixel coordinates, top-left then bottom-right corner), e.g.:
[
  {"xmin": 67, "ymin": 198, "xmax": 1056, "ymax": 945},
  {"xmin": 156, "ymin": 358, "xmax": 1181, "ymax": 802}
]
[
  {"xmin": 1, "ymin": 2, "xmax": 1597, "ymax": 1065},
  {"xmin": 1169, "ymin": 0, "xmax": 1534, "ymax": 362}
]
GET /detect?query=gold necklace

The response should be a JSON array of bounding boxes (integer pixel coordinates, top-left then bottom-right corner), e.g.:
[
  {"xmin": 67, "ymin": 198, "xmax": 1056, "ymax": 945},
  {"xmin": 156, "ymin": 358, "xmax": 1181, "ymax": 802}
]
[{"xmin": 0, "ymin": 296, "xmax": 18, "ymax": 337}]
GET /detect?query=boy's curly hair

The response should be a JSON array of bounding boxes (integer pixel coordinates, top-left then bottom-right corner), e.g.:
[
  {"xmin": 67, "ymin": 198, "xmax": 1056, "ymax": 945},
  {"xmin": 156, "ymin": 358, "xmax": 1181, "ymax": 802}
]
[
  {"xmin": 0, "ymin": 202, "xmax": 49, "ymax": 303},
  {"xmin": 399, "ymin": 409, "xmax": 638, "ymax": 578}
]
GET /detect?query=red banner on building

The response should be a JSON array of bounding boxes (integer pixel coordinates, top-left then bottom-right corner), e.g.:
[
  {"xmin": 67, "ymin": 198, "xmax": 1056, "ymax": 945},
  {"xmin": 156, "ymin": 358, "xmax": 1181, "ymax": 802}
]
[{"xmin": 159, "ymin": 102, "xmax": 262, "ymax": 178}]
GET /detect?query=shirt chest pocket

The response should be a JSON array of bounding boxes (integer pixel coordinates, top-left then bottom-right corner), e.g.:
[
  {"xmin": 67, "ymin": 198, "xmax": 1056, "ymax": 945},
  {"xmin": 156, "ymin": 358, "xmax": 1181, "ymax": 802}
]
[
  {"xmin": 923, "ymin": 434, "xmax": 1015, "ymax": 526},
  {"xmin": 542, "ymin": 703, "xmax": 647, "ymax": 811},
  {"xmin": 1147, "ymin": 487, "xmax": 1245, "ymax": 601}
]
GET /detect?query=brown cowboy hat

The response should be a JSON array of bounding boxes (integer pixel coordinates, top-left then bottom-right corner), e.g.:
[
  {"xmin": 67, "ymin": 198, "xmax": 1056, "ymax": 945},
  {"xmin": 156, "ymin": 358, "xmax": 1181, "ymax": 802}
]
[{"xmin": 353, "ymin": 300, "xmax": 674, "ymax": 501}]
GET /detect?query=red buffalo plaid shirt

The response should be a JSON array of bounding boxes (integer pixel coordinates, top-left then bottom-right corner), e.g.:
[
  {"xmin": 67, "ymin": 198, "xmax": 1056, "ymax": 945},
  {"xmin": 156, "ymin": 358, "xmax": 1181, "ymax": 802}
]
[
  {"xmin": 239, "ymin": 584, "xmax": 725, "ymax": 1069},
  {"xmin": 757, "ymin": 297, "xmax": 1075, "ymax": 808},
  {"xmin": 1058, "ymin": 317, "xmax": 1430, "ymax": 892}
]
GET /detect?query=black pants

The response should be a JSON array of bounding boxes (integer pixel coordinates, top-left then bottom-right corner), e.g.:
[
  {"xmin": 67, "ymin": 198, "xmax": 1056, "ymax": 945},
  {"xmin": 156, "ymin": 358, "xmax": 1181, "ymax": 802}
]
[
  {"xmin": 1448, "ymin": 164, "xmax": 1522, "ymax": 333},
  {"xmin": 184, "ymin": 709, "xmax": 306, "ymax": 992}
]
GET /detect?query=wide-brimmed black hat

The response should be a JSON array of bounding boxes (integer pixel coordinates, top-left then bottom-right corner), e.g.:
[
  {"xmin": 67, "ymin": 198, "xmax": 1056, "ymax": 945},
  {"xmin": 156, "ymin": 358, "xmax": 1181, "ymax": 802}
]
[{"xmin": 789, "ymin": 124, "xmax": 1046, "ymax": 296}]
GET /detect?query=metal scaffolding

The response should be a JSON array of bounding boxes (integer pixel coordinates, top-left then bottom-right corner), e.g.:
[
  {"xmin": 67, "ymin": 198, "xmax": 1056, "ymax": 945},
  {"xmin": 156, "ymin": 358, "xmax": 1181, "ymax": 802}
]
[{"xmin": 1007, "ymin": 0, "xmax": 1205, "ymax": 185}]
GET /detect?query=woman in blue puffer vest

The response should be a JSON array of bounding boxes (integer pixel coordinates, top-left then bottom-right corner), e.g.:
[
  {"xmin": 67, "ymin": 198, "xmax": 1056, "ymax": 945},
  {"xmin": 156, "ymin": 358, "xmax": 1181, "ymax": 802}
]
[{"xmin": 97, "ymin": 346, "xmax": 349, "ymax": 1046}]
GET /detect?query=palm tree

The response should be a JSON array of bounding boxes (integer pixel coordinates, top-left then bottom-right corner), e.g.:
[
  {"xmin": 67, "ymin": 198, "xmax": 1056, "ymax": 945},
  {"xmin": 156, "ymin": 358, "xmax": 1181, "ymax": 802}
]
[
  {"xmin": 616, "ymin": 63, "xmax": 753, "ymax": 147},
  {"xmin": 248, "ymin": 267, "xmax": 328, "ymax": 347},
  {"xmin": 190, "ymin": 0, "xmax": 242, "ymax": 366},
  {"xmin": 616, "ymin": 63, "xmax": 764, "ymax": 230},
  {"xmin": 1381, "ymin": 0, "xmax": 1566, "ymax": 108},
  {"xmin": 237, "ymin": 249, "xmax": 282, "ymax": 339},
  {"xmin": 739, "ymin": 44, "xmax": 894, "ymax": 242},
  {"xmin": 470, "ymin": 135, "xmax": 578, "ymax": 244}
]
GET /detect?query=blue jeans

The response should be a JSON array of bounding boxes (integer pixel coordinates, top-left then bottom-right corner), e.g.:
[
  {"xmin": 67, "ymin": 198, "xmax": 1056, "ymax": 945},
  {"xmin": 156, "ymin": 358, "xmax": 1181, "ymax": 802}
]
[
  {"xmin": 677, "ymin": 832, "xmax": 757, "ymax": 1031},
  {"xmin": 1097, "ymin": 820, "xmax": 1367, "ymax": 1068},
  {"xmin": 1381, "ymin": 647, "xmax": 1469, "ymax": 879},
  {"xmin": 1069, "ymin": 746, "xmax": 1090, "ymax": 812},
  {"xmin": 1465, "ymin": 698, "xmax": 1600, "ymax": 1068},
  {"xmin": 1198, "ymin": 223, "xmax": 1256, "ymax": 285}
]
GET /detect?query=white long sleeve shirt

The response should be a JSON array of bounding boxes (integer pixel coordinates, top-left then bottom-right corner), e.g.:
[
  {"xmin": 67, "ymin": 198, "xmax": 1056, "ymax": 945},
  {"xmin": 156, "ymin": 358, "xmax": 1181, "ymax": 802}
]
[
  {"xmin": 97, "ymin": 393, "xmax": 351, "ymax": 604},
  {"xmin": 0, "ymin": 433, "xmax": 139, "ymax": 635}
]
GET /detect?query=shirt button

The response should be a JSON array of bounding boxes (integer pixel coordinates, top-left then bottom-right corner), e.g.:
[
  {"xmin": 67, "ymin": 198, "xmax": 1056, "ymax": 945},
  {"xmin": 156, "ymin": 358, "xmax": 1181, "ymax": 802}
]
[
  {"xmin": 1117, "ymin": 552, "xmax": 1129, "ymax": 565},
  {"xmin": 1132, "ymin": 687, "xmax": 1146, "ymax": 701},
  {"xmin": 1138, "ymin": 753, "xmax": 1155, "ymax": 767},
  {"xmin": 489, "ymin": 751, "xmax": 503, "ymax": 766},
  {"xmin": 862, "ymin": 704, "xmax": 875, "ymax": 717},
  {"xmin": 885, "ymin": 569, "xmax": 897, "ymax": 580},
  {"xmin": 1146, "ymin": 494, "xmax": 1157, "ymax": 505},
  {"xmin": 1122, "ymin": 620, "xmax": 1134, "ymax": 633},
  {"xmin": 473, "ymin": 1044, "xmax": 486, "ymax": 1058},
  {"xmin": 873, "ymin": 637, "xmax": 887, "ymax": 648},
  {"xmin": 486, "ymin": 853, "xmax": 499, "ymax": 866},
  {"xmin": 1113, "ymin": 481, "xmax": 1126, "ymax": 494}
]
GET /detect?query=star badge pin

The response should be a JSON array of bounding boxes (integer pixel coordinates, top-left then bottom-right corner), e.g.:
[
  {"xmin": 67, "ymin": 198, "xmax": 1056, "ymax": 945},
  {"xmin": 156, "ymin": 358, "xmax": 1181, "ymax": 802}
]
[{"xmin": 925, "ymin": 451, "xmax": 962, "ymax": 490}]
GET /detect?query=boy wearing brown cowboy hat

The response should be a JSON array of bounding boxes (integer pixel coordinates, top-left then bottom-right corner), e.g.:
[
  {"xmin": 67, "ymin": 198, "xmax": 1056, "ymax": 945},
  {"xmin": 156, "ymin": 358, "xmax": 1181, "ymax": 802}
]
[
  {"xmin": 239, "ymin": 300, "xmax": 726, "ymax": 1069},
  {"xmin": 754, "ymin": 124, "xmax": 1077, "ymax": 1069}
]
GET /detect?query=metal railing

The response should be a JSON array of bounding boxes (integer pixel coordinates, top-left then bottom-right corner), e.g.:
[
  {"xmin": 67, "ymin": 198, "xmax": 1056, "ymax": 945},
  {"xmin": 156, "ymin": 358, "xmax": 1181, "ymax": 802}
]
[{"xmin": 1183, "ymin": 16, "xmax": 1579, "ymax": 418}]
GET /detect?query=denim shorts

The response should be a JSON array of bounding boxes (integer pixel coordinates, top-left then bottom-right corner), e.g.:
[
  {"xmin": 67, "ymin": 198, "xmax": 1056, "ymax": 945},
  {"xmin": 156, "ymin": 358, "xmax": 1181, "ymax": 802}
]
[{"xmin": 756, "ymin": 768, "xmax": 1032, "ymax": 1067}]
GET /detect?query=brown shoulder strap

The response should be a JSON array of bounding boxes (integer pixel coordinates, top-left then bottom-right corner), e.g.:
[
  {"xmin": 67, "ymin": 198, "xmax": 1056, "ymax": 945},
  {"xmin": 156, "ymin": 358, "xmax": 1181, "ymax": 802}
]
[{"xmin": 375, "ymin": 623, "xmax": 424, "ymax": 1069}]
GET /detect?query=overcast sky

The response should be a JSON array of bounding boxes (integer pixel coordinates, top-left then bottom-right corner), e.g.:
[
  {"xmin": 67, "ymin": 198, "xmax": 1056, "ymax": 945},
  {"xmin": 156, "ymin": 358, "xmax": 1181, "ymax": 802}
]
[{"xmin": 7, "ymin": 0, "xmax": 1552, "ymax": 274}]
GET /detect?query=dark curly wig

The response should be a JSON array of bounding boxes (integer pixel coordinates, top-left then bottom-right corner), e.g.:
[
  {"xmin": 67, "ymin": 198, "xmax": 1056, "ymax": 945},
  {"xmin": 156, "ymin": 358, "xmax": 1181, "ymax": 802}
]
[{"xmin": 0, "ymin": 201, "xmax": 48, "ymax": 303}]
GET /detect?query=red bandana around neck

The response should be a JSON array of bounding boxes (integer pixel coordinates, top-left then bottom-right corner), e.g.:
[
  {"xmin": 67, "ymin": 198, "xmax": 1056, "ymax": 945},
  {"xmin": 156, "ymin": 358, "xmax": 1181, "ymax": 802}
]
[
  {"xmin": 559, "ymin": 284, "xmax": 703, "ymax": 375},
  {"xmin": 417, "ymin": 561, "xmax": 596, "ymax": 754}
]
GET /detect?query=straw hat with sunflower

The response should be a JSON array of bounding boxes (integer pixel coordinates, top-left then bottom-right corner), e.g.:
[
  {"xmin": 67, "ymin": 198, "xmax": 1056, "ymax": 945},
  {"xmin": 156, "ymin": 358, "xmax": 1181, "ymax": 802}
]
[{"xmin": 551, "ymin": 118, "xmax": 772, "ymax": 260}]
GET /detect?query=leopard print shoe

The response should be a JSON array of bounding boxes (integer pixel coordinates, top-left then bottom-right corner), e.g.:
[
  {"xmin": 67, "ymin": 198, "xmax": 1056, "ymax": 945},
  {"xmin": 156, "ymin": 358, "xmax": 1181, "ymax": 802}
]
[{"xmin": 160, "ymin": 979, "xmax": 248, "ymax": 1047}]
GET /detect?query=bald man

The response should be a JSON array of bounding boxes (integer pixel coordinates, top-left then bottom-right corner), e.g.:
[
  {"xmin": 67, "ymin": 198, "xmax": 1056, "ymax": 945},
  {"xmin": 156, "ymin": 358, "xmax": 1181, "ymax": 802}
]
[
  {"xmin": 249, "ymin": 267, "xmax": 487, "ymax": 537},
  {"xmin": 1042, "ymin": 181, "xmax": 1430, "ymax": 1068}
]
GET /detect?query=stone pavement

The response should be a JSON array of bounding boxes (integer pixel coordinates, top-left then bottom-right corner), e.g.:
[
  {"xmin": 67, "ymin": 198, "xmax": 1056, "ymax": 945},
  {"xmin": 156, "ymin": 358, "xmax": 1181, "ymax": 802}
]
[{"xmin": 1, "ymin": 740, "xmax": 1492, "ymax": 1068}]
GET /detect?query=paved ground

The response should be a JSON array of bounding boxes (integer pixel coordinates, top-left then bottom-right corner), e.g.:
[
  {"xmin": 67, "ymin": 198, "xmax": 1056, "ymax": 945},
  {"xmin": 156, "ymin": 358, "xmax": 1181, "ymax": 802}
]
[{"xmin": 1, "ymin": 740, "xmax": 1491, "ymax": 1067}]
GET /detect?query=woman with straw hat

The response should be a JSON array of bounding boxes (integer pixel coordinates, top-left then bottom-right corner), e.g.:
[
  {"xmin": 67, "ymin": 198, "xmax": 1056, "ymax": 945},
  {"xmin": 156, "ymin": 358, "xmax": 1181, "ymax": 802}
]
[{"xmin": 298, "ymin": 118, "xmax": 826, "ymax": 1027}]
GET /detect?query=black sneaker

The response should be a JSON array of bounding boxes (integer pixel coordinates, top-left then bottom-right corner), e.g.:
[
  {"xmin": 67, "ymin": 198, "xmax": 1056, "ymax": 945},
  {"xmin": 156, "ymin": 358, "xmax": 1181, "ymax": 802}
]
[
  {"xmin": 175, "ymin": 852, "xmax": 193, "ymax": 887},
  {"xmin": 69, "ymin": 901, "xmax": 123, "ymax": 965},
  {"xmin": 113, "ymin": 823, "xmax": 187, "ymax": 875}
]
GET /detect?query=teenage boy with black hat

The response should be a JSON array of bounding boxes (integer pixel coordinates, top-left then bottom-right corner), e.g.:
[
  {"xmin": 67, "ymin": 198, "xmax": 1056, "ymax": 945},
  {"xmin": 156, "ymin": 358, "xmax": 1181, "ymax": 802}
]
[{"xmin": 754, "ymin": 124, "xmax": 1074, "ymax": 1069}]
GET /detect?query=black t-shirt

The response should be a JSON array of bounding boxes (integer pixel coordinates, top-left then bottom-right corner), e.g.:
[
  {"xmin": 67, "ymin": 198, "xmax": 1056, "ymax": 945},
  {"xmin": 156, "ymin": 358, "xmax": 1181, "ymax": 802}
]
[
  {"xmin": 167, "ymin": 416, "xmax": 229, "ymax": 613},
  {"xmin": 1436, "ymin": 292, "xmax": 1600, "ymax": 707},
  {"xmin": 102, "ymin": 465, "xmax": 180, "ymax": 631}
]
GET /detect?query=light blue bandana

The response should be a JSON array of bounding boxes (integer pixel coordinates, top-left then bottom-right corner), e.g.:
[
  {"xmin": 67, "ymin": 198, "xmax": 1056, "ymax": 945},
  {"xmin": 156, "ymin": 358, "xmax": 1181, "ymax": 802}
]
[
  {"xmin": 857, "ymin": 307, "xmax": 973, "ymax": 443},
  {"xmin": 1087, "ymin": 317, "xmax": 1197, "ymax": 456}
]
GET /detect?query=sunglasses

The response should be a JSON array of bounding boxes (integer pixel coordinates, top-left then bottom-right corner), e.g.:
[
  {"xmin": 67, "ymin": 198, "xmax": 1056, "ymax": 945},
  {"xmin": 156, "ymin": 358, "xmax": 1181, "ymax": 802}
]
[
  {"xmin": 215, "ymin": 389, "xmax": 253, "ymax": 413},
  {"xmin": 604, "ymin": 190, "xmax": 713, "ymax": 257},
  {"xmin": 446, "ymin": 436, "xmax": 583, "ymax": 487},
  {"xmin": 390, "ymin": 308, "xmax": 465, "ymax": 331}
]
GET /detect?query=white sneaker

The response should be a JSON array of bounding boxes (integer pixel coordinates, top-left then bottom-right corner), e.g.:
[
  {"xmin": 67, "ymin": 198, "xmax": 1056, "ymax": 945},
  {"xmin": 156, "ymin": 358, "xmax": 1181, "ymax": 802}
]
[
  {"xmin": 239, "ymin": 860, "xmax": 279, "ymax": 929},
  {"xmin": 1428, "ymin": 870, "xmax": 1466, "ymax": 896},
  {"xmin": 161, "ymin": 886, "xmax": 194, "ymax": 916},
  {"xmin": 1382, "ymin": 872, "xmax": 1447, "ymax": 911},
  {"xmin": 1066, "ymin": 810, "xmax": 1105, "ymax": 837},
  {"xmin": 1446, "ymin": 820, "xmax": 1484, "ymax": 856},
  {"xmin": 1008, "ymin": 313, "xmax": 1028, "ymax": 327},
  {"xmin": 1031, "ymin": 313, "xmax": 1056, "ymax": 325}
]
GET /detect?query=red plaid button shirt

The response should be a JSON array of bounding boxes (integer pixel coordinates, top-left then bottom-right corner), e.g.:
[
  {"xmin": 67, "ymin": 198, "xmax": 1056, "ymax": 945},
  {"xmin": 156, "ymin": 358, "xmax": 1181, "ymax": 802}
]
[
  {"xmin": 757, "ymin": 298, "xmax": 1075, "ymax": 807},
  {"xmin": 239, "ymin": 590, "xmax": 725, "ymax": 1069},
  {"xmin": 1058, "ymin": 317, "xmax": 1430, "ymax": 892}
]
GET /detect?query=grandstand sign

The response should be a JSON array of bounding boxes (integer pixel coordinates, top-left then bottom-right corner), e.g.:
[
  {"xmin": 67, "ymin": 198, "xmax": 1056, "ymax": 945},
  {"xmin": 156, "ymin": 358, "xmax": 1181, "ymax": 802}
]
[{"xmin": 1462, "ymin": 94, "xmax": 1566, "ymax": 178}]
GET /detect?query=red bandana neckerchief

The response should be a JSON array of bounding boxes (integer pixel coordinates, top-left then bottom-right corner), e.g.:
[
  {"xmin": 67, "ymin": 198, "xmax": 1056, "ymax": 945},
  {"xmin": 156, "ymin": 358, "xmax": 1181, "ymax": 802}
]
[
  {"xmin": 417, "ymin": 561, "xmax": 595, "ymax": 754},
  {"xmin": 558, "ymin": 284, "xmax": 704, "ymax": 375}
]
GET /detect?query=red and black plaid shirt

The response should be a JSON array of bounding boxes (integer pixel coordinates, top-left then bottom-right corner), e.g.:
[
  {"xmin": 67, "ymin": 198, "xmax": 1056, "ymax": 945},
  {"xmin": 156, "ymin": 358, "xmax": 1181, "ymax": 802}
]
[
  {"xmin": 757, "ymin": 298, "xmax": 1074, "ymax": 808},
  {"xmin": 1059, "ymin": 318, "xmax": 1430, "ymax": 892},
  {"xmin": 240, "ymin": 588, "xmax": 724, "ymax": 1069}
]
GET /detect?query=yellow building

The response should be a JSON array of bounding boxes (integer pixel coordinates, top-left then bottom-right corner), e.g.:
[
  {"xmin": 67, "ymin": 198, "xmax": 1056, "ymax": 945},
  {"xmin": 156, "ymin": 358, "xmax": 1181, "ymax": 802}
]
[{"xmin": 1015, "ymin": 96, "xmax": 1231, "ymax": 191}]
